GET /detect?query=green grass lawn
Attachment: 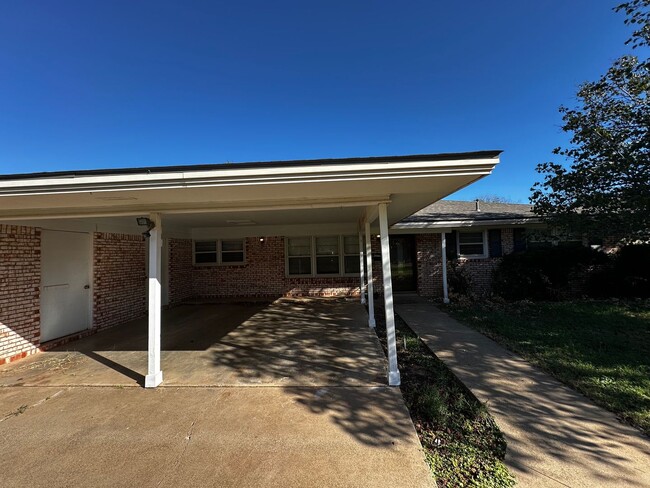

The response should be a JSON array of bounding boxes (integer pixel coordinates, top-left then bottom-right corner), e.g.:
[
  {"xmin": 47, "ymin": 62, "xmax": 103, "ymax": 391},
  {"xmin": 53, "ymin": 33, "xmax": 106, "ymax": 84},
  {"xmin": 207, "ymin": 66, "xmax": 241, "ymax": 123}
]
[{"xmin": 443, "ymin": 299, "xmax": 650, "ymax": 436}]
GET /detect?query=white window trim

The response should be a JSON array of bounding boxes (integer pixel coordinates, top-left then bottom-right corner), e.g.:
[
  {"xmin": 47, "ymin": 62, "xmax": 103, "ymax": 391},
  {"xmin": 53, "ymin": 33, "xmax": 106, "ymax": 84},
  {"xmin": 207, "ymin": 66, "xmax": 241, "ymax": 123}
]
[
  {"xmin": 193, "ymin": 239, "xmax": 246, "ymax": 266},
  {"xmin": 456, "ymin": 230, "xmax": 488, "ymax": 259},
  {"xmin": 285, "ymin": 235, "xmax": 361, "ymax": 277}
]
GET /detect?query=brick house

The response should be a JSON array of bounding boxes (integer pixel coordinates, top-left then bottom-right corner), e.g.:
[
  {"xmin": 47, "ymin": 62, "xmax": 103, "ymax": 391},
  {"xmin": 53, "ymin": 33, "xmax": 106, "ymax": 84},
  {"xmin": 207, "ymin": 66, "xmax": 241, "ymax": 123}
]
[
  {"xmin": 0, "ymin": 151, "xmax": 509, "ymax": 386},
  {"xmin": 392, "ymin": 199, "xmax": 543, "ymax": 298}
]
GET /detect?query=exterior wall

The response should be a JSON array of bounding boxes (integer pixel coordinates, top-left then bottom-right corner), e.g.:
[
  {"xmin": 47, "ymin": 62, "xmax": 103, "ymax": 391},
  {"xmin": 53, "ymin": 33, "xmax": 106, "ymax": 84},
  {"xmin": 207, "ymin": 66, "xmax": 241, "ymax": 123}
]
[
  {"xmin": 93, "ymin": 232, "xmax": 147, "ymax": 329},
  {"xmin": 454, "ymin": 258, "xmax": 500, "ymax": 295},
  {"xmin": 168, "ymin": 238, "xmax": 193, "ymax": 304},
  {"xmin": 370, "ymin": 235, "xmax": 384, "ymax": 295},
  {"xmin": 191, "ymin": 236, "xmax": 361, "ymax": 299},
  {"xmin": 415, "ymin": 228, "xmax": 518, "ymax": 298},
  {"xmin": 0, "ymin": 226, "xmax": 41, "ymax": 364},
  {"xmin": 416, "ymin": 234, "xmax": 443, "ymax": 298}
]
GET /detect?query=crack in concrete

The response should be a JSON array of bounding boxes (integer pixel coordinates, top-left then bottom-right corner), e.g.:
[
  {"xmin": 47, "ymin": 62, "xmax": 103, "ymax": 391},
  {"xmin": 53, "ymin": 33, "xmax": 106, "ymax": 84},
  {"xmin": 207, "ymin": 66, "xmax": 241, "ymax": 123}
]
[
  {"xmin": 0, "ymin": 389, "xmax": 65, "ymax": 423},
  {"xmin": 155, "ymin": 419, "xmax": 197, "ymax": 487}
]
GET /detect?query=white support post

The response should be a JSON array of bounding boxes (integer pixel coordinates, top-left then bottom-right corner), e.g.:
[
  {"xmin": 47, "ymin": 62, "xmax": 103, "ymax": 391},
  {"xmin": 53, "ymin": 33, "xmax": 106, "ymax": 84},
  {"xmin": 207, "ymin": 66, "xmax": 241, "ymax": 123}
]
[
  {"xmin": 364, "ymin": 221, "xmax": 376, "ymax": 328},
  {"xmin": 441, "ymin": 232, "xmax": 450, "ymax": 304},
  {"xmin": 378, "ymin": 203, "xmax": 400, "ymax": 386},
  {"xmin": 358, "ymin": 232, "xmax": 366, "ymax": 305},
  {"xmin": 145, "ymin": 212, "xmax": 163, "ymax": 388}
]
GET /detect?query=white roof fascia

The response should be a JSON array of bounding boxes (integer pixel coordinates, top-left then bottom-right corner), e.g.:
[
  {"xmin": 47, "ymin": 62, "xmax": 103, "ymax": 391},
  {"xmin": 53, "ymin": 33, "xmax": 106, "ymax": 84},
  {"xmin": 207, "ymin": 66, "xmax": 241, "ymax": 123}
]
[{"xmin": 0, "ymin": 157, "xmax": 497, "ymax": 196}]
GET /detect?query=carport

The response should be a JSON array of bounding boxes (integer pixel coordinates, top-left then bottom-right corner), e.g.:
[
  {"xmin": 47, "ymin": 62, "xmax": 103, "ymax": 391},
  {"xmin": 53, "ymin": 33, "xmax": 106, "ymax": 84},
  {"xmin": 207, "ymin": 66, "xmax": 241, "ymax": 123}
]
[
  {"xmin": 0, "ymin": 152, "xmax": 500, "ymax": 387},
  {"xmin": 0, "ymin": 298, "xmax": 387, "ymax": 388}
]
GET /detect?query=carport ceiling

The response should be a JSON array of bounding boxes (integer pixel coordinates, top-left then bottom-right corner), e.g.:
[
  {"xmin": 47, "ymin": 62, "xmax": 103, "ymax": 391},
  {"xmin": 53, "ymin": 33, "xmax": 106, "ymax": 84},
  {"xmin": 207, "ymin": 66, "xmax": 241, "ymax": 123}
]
[{"xmin": 164, "ymin": 206, "xmax": 363, "ymax": 228}]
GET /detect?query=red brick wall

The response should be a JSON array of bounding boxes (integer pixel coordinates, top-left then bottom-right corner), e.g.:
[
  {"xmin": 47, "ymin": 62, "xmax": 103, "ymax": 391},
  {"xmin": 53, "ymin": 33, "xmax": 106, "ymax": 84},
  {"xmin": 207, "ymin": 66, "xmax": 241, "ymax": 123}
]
[
  {"xmin": 414, "ymin": 228, "xmax": 517, "ymax": 298},
  {"xmin": 168, "ymin": 238, "xmax": 193, "ymax": 304},
  {"xmin": 93, "ymin": 233, "xmax": 146, "ymax": 329},
  {"xmin": 454, "ymin": 258, "xmax": 500, "ymax": 295},
  {"xmin": 457, "ymin": 228, "xmax": 513, "ymax": 295},
  {"xmin": 0, "ymin": 225, "xmax": 41, "ymax": 364},
  {"xmin": 191, "ymin": 236, "xmax": 361, "ymax": 298},
  {"xmin": 370, "ymin": 235, "xmax": 384, "ymax": 294},
  {"xmin": 416, "ymin": 234, "xmax": 443, "ymax": 297}
]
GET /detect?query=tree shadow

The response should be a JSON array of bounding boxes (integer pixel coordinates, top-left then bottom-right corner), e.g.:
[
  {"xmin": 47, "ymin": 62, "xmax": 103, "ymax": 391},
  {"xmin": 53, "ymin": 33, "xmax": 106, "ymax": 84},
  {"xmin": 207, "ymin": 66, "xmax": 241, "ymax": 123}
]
[{"xmin": 395, "ymin": 296, "xmax": 650, "ymax": 487}]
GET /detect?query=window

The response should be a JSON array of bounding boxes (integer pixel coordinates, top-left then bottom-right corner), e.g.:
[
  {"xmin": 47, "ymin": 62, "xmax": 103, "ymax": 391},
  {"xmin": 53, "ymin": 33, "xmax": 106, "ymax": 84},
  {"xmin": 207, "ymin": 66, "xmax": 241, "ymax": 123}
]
[
  {"xmin": 220, "ymin": 239, "xmax": 245, "ymax": 263},
  {"xmin": 315, "ymin": 236, "xmax": 340, "ymax": 274},
  {"xmin": 343, "ymin": 236, "xmax": 360, "ymax": 274},
  {"xmin": 526, "ymin": 229, "xmax": 584, "ymax": 250},
  {"xmin": 194, "ymin": 239, "xmax": 245, "ymax": 265},
  {"xmin": 286, "ymin": 236, "xmax": 361, "ymax": 276},
  {"xmin": 287, "ymin": 237, "xmax": 312, "ymax": 275},
  {"xmin": 457, "ymin": 231, "xmax": 487, "ymax": 258}
]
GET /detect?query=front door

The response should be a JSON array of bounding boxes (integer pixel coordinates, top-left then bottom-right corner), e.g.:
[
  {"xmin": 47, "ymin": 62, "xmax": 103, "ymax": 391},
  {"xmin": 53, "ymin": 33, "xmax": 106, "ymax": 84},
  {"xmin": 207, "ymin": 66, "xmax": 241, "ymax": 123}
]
[
  {"xmin": 41, "ymin": 230, "xmax": 92, "ymax": 342},
  {"xmin": 389, "ymin": 235, "xmax": 417, "ymax": 292}
]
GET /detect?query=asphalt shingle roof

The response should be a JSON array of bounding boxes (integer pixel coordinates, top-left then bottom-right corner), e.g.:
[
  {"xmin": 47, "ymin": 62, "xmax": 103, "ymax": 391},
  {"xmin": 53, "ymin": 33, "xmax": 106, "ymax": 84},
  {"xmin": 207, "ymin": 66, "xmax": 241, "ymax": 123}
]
[{"xmin": 402, "ymin": 200, "xmax": 535, "ymax": 224}]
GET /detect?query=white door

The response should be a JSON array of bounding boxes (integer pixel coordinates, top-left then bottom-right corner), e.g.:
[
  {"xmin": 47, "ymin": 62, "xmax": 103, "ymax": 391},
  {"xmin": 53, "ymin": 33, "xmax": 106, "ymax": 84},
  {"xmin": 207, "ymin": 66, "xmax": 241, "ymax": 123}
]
[{"xmin": 41, "ymin": 230, "xmax": 92, "ymax": 342}]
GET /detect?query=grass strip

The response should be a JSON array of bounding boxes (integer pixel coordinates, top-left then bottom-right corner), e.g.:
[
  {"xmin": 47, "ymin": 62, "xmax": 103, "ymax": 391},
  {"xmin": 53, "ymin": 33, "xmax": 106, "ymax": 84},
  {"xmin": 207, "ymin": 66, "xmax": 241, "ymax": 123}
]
[{"xmin": 375, "ymin": 311, "xmax": 515, "ymax": 487}]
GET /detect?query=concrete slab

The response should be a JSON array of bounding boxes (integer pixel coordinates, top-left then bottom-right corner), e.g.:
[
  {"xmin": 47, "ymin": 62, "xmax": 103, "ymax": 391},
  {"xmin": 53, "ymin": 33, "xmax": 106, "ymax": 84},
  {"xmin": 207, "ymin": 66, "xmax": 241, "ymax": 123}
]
[
  {"xmin": 0, "ymin": 298, "xmax": 386, "ymax": 387},
  {"xmin": 0, "ymin": 298, "xmax": 434, "ymax": 487},
  {"xmin": 0, "ymin": 385, "xmax": 434, "ymax": 488},
  {"xmin": 395, "ymin": 295, "xmax": 650, "ymax": 488}
]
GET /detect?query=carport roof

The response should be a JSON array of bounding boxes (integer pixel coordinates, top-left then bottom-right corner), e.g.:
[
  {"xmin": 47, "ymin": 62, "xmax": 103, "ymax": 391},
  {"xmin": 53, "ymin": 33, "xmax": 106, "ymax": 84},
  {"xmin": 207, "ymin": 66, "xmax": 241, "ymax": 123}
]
[
  {"xmin": 0, "ymin": 150, "xmax": 501, "ymax": 181},
  {"xmin": 0, "ymin": 150, "xmax": 502, "ymax": 228}
]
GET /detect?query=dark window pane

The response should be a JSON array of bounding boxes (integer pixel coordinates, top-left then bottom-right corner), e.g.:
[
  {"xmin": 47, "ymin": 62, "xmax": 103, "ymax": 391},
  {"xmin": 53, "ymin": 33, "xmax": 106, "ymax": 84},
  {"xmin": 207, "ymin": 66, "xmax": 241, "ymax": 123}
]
[
  {"xmin": 288, "ymin": 237, "xmax": 311, "ymax": 256},
  {"xmin": 459, "ymin": 244, "xmax": 484, "ymax": 255},
  {"xmin": 195, "ymin": 241, "xmax": 217, "ymax": 252},
  {"xmin": 459, "ymin": 232, "xmax": 484, "ymax": 244},
  {"xmin": 195, "ymin": 252, "xmax": 217, "ymax": 263},
  {"xmin": 316, "ymin": 256, "xmax": 339, "ymax": 274},
  {"xmin": 289, "ymin": 257, "xmax": 311, "ymax": 275},
  {"xmin": 343, "ymin": 236, "xmax": 359, "ymax": 255},
  {"xmin": 315, "ymin": 236, "xmax": 339, "ymax": 256},
  {"xmin": 344, "ymin": 255, "xmax": 360, "ymax": 274},
  {"xmin": 221, "ymin": 251, "xmax": 244, "ymax": 263},
  {"xmin": 222, "ymin": 240, "xmax": 244, "ymax": 252}
]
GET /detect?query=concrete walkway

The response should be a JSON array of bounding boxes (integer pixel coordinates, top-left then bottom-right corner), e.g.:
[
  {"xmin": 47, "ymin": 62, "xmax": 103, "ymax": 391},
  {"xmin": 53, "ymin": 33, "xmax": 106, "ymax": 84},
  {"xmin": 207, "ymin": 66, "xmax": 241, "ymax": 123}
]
[{"xmin": 395, "ymin": 295, "xmax": 650, "ymax": 488}]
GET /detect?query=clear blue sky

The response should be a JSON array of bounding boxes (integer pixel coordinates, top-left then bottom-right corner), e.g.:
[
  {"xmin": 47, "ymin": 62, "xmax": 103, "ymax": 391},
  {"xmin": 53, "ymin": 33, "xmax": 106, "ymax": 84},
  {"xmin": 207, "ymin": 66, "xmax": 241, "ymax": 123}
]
[{"xmin": 0, "ymin": 1, "xmax": 633, "ymax": 202}]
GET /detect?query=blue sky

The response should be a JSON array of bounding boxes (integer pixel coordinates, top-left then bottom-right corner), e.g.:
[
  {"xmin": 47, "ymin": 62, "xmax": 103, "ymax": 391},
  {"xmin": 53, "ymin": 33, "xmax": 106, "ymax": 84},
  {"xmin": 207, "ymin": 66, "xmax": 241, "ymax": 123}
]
[{"xmin": 0, "ymin": 1, "xmax": 634, "ymax": 202}]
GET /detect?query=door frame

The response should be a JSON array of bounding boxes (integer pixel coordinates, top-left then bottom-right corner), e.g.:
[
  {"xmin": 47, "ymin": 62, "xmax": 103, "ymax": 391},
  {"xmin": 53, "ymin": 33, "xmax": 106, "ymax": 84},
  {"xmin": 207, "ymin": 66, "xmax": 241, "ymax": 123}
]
[{"xmin": 389, "ymin": 234, "xmax": 418, "ymax": 292}]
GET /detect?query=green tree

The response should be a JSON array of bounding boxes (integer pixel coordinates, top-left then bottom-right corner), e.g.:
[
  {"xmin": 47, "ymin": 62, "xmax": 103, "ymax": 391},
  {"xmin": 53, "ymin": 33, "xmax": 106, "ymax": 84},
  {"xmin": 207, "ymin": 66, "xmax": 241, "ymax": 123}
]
[{"xmin": 531, "ymin": 1, "xmax": 650, "ymax": 242}]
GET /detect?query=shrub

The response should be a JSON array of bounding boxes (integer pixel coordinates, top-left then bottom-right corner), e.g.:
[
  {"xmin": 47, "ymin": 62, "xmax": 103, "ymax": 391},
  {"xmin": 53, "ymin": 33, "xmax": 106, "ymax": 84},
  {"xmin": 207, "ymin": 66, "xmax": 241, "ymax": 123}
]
[
  {"xmin": 587, "ymin": 244, "xmax": 650, "ymax": 298},
  {"xmin": 492, "ymin": 246, "xmax": 608, "ymax": 301},
  {"xmin": 448, "ymin": 259, "xmax": 473, "ymax": 296}
]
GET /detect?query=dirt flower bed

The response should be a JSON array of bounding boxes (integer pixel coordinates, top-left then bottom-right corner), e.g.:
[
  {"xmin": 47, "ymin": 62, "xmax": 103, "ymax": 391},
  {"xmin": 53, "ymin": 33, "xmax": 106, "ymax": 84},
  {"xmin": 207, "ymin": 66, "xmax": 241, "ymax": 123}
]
[{"xmin": 374, "ymin": 310, "xmax": 515, "ymax": 487}]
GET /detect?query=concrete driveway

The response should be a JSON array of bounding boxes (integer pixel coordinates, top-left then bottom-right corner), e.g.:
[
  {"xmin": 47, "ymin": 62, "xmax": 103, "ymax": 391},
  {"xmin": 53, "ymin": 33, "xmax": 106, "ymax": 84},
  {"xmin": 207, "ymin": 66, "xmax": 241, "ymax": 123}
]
[{"xmin": 0, "ymin": 298, "xmax": 434, "ymax": 487}]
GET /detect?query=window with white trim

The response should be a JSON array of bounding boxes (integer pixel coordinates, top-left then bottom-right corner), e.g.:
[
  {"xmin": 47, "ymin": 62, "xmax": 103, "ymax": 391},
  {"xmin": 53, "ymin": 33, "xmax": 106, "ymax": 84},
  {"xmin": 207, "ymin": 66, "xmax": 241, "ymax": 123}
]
[
  {"xmin": 194, "ymin": 239, "xmax": 245, "ymax": 265},
  {"xmin": 457, "ymin": 230, "xmax": 487, "ymax": 258},
  {"xmin": 286, "ymin": 236, "xmax": 360, "ymax": 276}
]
